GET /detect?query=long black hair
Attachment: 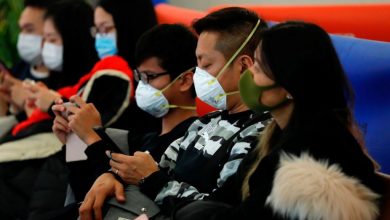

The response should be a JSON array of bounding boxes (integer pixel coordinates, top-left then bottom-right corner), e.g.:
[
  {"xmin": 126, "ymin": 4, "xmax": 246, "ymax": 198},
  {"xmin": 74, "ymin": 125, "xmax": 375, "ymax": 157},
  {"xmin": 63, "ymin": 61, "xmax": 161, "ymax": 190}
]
[
  {"xmin": 242, "ymin": 21, "xmax": 363, "ymax": 198},
  {"xmin": 260, "ymin": 21, "xmax": 354, "ymax": 122},
  {"xmin": 97, "ymin": 0, "xmax": 157, "ymax": 68},
  {"xmin": 44, "ymin": 0, "xmax": 98, "ymax": 89}
]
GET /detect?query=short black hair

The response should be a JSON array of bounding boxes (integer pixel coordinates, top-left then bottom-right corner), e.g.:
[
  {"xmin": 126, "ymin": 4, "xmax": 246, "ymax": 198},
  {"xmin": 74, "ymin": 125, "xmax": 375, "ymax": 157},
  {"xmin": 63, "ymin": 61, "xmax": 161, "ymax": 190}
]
[
  {"xmin": 193, "ymin": 7, "xmax": 268, "ymax": 60},
  {"xmin": 260, "ymin": 21, "xmax": 354, "ymax": 116},
  {"xmin": 135, "ymin": 24, "xmax": 197, "ymax": 97},
  {"xmin": 24, "ymin": 0, "xmax": 59, "ymax": 9}
]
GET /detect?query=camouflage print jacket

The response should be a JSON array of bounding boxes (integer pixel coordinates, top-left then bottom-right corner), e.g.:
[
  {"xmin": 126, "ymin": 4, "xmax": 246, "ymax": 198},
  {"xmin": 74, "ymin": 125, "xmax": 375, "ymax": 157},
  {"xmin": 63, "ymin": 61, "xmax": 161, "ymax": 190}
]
[{"xmin": 139, "ymin": 110, "xmax": 270, "ymax": 214}]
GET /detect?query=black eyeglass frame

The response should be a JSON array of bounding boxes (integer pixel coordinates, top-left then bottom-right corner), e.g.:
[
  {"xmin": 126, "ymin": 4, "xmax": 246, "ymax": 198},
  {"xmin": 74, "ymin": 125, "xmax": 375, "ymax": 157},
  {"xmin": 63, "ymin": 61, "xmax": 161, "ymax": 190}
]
[{"xmin": 134, "ymin": 69, "xmax": 171, "ymax": 83}]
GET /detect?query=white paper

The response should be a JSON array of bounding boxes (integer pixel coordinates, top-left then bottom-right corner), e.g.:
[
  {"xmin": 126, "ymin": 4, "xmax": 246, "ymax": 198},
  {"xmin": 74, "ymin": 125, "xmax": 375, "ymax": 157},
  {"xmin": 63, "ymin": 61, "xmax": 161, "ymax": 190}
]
[{"xmin": 65, "ymin": 132, "xmax": 88, "ymax": 162}]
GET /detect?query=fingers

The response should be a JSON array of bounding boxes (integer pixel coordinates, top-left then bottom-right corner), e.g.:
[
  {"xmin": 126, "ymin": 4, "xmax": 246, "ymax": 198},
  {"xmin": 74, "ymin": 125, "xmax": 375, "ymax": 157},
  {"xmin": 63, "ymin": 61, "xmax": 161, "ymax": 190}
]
[
  {"xmin": 114, "ymin": 181, "xmax": 126, "ymax": 202},
  {"xmin": 110, "ymin": 153, "xmax": 129, "ymax": 163},
  {"xmin": 54, "ymin": 115, "xmax": 69, "ymax": 130},
  {"xmin": 4, "ymin": 74, "xmax": 18, "ymax": 86},
  {"xmin": 134, "ymin": 214, "xmax": 149, "ymax": 220},
  {"xmin": 70, "ymin": 95, "xmax": 87, "ymax": 108},
  {"xmin": 52, "ymin": 104, "xmax": 66, "ymax": 116},
  {"xmin": 55, "ymin": 98, "xmax": 64, "ymax": 105},
  {"xmin": 92, "ymin": 195, "xmax": 103, "ymax": 220},
  {"xmin": 66, "ymin": 105, "xmax": 81, "ymax": 116},
  {"xmin": 134, "ymin": 151, "xmax": 150, "ymax": 158},
  {"xmin": 0, "ymin": 91, "xmax": 10, "ymax": 102},
  {"xmin": 79, "ymin": 193, "xmax": 95, "ymax": 220},
  {"xmin": 36, "ymin": 81, "xmax": 47, "ymax": 88},
  {"xmin": 109, "ymin": 158, "xmax": 125, "ymax": 172}
]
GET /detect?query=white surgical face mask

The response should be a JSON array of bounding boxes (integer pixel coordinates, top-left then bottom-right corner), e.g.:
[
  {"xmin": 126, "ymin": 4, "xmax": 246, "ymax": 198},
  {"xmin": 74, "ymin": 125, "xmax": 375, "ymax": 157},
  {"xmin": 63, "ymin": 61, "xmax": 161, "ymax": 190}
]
[
  {"xmin": 193, "ymin": 19, "xmax": 261, "ymax": 110},
  {"xmin": 135, "ymin": 69, "xmax": 196, "ymax": 118},
  {"xmin": 17, "ymin": 33, "xmax": 43, "ymax": 65},
  {"xmin": 42, "ymin": 42, "xmax": 63, "ymax": 71},
  {"xmin": 135, "ymin": 81, "xmax": 170, "ymax": 118},
  {"xmin": 194, "ymin": 67, "xmax": 231, "ymax": 110}
]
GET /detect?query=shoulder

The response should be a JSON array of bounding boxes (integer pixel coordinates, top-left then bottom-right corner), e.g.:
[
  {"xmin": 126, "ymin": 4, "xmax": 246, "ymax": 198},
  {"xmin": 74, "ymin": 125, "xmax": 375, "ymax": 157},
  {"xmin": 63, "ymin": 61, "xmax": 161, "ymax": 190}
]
[{"xmin": 90, "ymin": 55, "xmax": 133, "ymax": 79}]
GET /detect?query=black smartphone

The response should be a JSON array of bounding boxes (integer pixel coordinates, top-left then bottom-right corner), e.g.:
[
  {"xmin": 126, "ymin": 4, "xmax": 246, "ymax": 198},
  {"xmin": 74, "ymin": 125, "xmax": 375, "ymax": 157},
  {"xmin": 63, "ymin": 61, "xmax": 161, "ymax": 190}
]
[{"xmin": 93, "ymin": 127, "xmax": 120, "ymax": 151}]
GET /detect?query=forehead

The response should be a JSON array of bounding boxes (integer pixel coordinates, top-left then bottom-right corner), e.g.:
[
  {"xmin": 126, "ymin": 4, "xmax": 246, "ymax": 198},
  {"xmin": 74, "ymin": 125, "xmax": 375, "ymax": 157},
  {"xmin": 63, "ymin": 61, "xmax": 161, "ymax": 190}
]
[
  {"xmin": 196, "ymin": 31, "xmax": 224, "ymax": 60},
  {"xmin": 137, "ymin": 57, "xmax": 165, "ymax": 72},
  {"xmin": 94, "ymin": 6, "xmax": 114, "ymax": 25},
  {"xmin": 19, "ymin": 7, "xmax": 45, "ymax": 24},
  {"xmin": 43, "ymin": 18, "xmax": 59, "ymax": 34}
]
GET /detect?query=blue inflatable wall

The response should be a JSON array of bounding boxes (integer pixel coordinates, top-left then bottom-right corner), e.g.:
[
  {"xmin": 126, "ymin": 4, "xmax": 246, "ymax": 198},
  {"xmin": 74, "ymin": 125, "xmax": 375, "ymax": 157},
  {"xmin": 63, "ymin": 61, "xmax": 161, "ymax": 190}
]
[
  {"xmin": 332, "ymin": 36, "xmax": 390, "ymax": 173},
  {"xmin": 152, "ymin": 0, "xmax": 166, "ymax": 5}
]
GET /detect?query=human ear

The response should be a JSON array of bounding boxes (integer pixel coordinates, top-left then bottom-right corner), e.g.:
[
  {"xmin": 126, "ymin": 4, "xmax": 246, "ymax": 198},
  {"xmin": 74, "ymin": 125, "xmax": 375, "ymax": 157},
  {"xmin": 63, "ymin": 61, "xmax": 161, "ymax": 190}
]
[
  {"xmin": 179, "ymin": 71, "xmax": 194, "ymax": 92},
  {"xmin": 237, "ymin": 55, "xmax": 254, "ymax": 73}
]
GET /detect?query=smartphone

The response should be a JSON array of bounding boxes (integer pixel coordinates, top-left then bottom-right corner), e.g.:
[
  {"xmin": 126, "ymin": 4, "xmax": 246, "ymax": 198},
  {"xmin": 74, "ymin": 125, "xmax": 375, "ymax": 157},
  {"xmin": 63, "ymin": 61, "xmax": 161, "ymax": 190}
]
[
  {"xmin": 61, "ymin": 102, "xmax": 77, "ymax": 119},
  {"xmin": 94, "ymin": 127, "xmax": 120, "ymax": 150}
]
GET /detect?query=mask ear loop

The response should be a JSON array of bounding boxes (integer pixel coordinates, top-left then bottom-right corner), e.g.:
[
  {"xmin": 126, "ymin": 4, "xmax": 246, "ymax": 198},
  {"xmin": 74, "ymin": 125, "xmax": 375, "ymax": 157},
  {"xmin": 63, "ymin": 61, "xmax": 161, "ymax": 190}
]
[
  {"xmin": 216, "ymin": 19, "xmax": 261, "ymax": 79},
  {"xmin": 160, "ymin": 67, "xmax": 195, "ymax": 93},
  {"xmin": 211, "ymin": 19, "xmax": 261, "ymax": 100},
  {"xmin": 160, "ymin": 67, "xmax": 197, "ymax": 111}
]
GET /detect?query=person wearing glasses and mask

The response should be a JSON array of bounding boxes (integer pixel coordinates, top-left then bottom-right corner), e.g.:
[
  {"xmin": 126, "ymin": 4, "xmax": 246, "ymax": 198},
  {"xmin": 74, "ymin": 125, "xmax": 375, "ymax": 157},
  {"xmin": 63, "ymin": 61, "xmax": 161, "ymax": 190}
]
[
  {"xmin": 78, "ymin": 7, "xmax": 270, "ymax": 220},
  {"xmin": 27, "ymin": 0, "xmax": 160, "ymax": 133},
  {"xmin": 50, "ymin": 24, "xmax": 198, "ymax": 216}
]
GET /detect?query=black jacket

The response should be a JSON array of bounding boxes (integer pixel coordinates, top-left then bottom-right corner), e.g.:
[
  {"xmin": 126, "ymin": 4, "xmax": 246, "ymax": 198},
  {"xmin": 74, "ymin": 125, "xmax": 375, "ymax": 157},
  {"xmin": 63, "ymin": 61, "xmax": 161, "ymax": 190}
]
[{"xmin": 177, "ymin": 110, "xmax": 384, "ymax": 220}]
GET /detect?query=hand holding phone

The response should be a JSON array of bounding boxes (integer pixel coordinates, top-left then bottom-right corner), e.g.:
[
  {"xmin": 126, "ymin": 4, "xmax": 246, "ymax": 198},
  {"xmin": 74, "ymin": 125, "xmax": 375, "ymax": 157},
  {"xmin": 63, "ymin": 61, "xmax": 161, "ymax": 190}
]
[{"xmin": 61, "ymin": 102, "xmax": 79, "ymax": 119}]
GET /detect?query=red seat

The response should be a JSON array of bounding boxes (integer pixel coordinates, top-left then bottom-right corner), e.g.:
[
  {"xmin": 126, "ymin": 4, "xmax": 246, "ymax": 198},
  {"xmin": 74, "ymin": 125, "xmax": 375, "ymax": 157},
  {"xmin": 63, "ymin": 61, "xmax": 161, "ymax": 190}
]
[
  {"xmin": 208, "ymin": 4, "xmax": 390, "ymax": 42},
  {"xmin": 155, "ymin": 3, "xmax": 206, "ymax": 27}
]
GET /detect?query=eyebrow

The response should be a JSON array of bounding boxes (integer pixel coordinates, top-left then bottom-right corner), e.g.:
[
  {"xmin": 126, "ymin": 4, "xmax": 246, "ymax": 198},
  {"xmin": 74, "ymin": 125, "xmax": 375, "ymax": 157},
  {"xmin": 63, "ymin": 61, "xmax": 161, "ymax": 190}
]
[
  {"xmin": 96, "ymin": 21, "xmax": 113, "ymax": 27},
  {"xmin": 20, "ymin": 23, "xmax": 34, "ymax": 29},
  {"xmin": 197, "ymin": 53, "xmax": 212, "ymax": 62},
  {"xmin": 45, "ymin": 32, "xmax": 59, "ymax": 38}
]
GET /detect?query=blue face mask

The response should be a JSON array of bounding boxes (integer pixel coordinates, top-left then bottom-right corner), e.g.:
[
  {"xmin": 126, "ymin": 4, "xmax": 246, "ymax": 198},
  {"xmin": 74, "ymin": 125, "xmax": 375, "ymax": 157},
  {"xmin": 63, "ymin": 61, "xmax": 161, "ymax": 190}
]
[{"xmin": 95, "ymin": 32, "xmax": 118, "ymax": 59}]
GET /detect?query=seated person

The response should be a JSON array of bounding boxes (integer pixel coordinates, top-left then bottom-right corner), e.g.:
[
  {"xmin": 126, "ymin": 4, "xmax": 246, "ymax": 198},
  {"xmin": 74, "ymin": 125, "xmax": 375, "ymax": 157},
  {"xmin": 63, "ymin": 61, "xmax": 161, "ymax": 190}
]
[
  {"xmin": 0, "ymin": 0, "xmax": 60, "ymax": 130},
  {"xmin": 175, "ymin": 21, "xmax": 385, "ymax": 220},
  {"xmin": 51, "ymin": 23, "xmax": 199, "ymax": 202},
  {"xmin": 25, "ymin": 0, "xmax": 160, "ymax": 134},
  {"xmin": 0, "ymin": 1, "xmax": 159, "ymax": 218},
  {"xmin": 78, "ymin": 7, "xmax": 270, "ymax": 220},
  {"xmin": 0, "ymin": 0, "xmax": 99, "ymax": 144},
  {"xmin": 0, "ymin": 1, "xmax": 98, "ymax": 219}
]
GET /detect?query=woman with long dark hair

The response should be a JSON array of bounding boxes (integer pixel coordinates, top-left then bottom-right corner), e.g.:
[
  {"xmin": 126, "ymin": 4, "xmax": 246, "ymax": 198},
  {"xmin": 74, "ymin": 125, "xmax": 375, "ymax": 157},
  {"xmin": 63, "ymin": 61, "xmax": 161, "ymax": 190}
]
[
  {"xmin": 175, "ymin": 21, "xmax": 384, "ymax": 220},
  {"xmin": 0, "ymin": 1, "xmax": 98, "ymax": 219},
  {"xmin": 42, "ymin": 0, "xmax": 98, "ymax": 88},
  {"xmin": 95, "ymin": 0, "xmax": 157, "ymax": 68},
  {"xmin": 19, "ymin": 0, "xmax": 159, "ymax": 218},
  {"xmin": 0, "ymin": 0, "xmax": 98, "ymax": 143}
]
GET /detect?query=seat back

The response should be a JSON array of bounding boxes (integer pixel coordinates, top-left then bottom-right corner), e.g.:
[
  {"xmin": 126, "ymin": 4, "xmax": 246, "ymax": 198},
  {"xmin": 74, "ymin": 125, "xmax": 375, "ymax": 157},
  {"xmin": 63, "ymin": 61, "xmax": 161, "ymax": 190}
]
[
  {"xmin": 208, "ymin": 4, "xmax": 390, "ymax": 42},
  {"xmin": 331, "ymin": 35, "xmax": 390, "ymax": 173},
  {"xmin": 154, "ymin": 5, "xmax": 390, "ymax": 159},
  {"xmin": 155, "ymin": 3, "xmax": 206, "ymax": 26}
]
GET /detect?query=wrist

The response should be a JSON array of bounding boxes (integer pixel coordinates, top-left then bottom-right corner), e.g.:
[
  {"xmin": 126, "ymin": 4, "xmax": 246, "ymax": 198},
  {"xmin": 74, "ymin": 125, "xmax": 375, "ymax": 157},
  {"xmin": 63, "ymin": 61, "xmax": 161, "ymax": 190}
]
[{"xmin": 84, "ymin": 130, "xmax": 101, "ymax": 145}]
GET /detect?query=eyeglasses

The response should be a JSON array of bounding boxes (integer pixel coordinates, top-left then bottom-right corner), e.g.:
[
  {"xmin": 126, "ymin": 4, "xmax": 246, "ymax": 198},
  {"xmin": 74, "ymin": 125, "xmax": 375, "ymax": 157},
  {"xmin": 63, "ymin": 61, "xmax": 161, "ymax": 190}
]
[
  {"xmin": 134, "ymin": 69, "xmax": 171, "ymax": 84},
  {"xmin": 90, "ymin": 25, "xmax": 115, "ymax": 37}
]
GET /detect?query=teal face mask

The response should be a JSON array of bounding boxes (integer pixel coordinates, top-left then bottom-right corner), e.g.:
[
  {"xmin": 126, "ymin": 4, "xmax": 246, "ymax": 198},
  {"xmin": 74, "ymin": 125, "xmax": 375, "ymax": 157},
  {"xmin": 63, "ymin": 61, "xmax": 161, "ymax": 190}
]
[
  {"xmin": 239, "ymin": 69, "xmax": 289, "ymax": 113},
  {"xmin": 95, "ymin": 33, "xmax": 118, "ymax": 59}
]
